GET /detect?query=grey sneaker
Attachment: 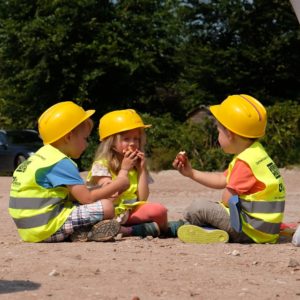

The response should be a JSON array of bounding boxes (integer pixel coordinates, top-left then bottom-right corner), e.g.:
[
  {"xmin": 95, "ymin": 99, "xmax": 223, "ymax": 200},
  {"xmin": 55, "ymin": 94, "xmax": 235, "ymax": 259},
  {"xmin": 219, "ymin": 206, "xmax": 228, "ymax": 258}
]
[{"xmin": 71, "ymin": 220, "xmax": 120, "ymax": 242}]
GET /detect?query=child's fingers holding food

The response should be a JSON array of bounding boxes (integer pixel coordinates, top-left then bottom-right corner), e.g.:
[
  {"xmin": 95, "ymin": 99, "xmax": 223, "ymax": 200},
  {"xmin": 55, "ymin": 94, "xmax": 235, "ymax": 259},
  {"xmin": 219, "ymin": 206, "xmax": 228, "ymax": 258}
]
[{"xmin": 176, "ymin": 151, "xmax": 187, "ymax": 164}]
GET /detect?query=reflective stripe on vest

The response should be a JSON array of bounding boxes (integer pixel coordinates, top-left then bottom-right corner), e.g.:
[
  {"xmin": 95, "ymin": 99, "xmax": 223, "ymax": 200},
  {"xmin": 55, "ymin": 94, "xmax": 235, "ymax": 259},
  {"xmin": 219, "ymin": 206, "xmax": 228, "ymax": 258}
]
[
  {"xmin": 240, "ymin": 198, "xmax": 285, "ymax": 214},
  {"xmin": 241, "ymin": 211, "xmax": 281, "ymax": 234},
  {"xmin": 12, "ymin": 204, "xmax": 64, "ymax": 229},
  {"xmin": 10, "ymin": 197, "xmax": 62, "ymax": 209}
]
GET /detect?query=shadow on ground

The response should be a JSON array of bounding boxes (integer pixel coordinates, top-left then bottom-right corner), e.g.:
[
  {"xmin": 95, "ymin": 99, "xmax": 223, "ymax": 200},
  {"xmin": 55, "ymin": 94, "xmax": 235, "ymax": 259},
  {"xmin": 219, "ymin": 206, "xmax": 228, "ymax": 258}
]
[{"xmin": 0, "ymin": 280, "xmax": 40, "ymax": 294}]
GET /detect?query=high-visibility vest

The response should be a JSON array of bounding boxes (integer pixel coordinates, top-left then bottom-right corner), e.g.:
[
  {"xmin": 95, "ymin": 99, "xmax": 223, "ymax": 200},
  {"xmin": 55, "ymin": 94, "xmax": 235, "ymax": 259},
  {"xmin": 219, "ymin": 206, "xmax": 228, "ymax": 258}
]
[
  {"xmin": 9, "ymin": 145, "xmax": 76, "ymax": 242},
  {"xmin": 225, "ymin": 141, "xmax": 285, "ymax": 243},
  {"xmin": 87, "ymin": 160, "xmax": 146, "ymax": 216}
]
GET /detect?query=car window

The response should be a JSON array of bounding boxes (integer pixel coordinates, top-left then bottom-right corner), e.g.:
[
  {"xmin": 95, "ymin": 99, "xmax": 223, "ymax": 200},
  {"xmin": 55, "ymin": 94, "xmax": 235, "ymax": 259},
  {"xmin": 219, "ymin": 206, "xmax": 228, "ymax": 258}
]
[
  {"xmin": 0, "ymin": 132, "xmax": 6, "ymax": 144},
  {"xmin": 7, "ymin": 131, "xmax": 42, "ymax": 144}
]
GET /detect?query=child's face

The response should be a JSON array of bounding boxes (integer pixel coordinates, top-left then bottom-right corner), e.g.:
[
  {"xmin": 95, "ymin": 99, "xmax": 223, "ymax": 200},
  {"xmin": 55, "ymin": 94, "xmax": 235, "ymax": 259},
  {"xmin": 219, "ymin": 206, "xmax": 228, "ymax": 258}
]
[
  {"xmin": 216, "ymin": 122, "xmax": 234, "ymax": 154},
  {"xmin": 67, "ymin": 121, "xmax": 91, "ymax": 159},
  {"xmin": 115, "ymin": 128, "xmax": 141, "ymax": 153}
]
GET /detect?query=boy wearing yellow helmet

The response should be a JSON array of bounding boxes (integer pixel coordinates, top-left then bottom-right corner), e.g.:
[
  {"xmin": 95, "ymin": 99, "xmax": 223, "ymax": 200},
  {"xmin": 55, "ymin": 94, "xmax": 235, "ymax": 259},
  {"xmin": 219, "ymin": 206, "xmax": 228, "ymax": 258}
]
[
  {"xmin": 9, "ymin": 101, "xmax": 129, "ymax": 243},
  {"xmin": 86, "ymin": 109, "xmax": 176, "ymax": 238},
  {"xmin": 173, "ymin": 94, "xmax": 286, "ymax": 244}
]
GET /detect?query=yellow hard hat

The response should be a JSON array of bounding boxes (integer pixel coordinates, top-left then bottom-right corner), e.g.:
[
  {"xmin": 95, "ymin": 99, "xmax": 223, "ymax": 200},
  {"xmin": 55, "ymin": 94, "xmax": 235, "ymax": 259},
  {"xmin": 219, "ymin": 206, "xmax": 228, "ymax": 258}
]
[
  {"xmin": 38, "ymin": 101, "xmax": 95, "ymax": 144},
  {"xmin": 99, "ymin": 109, "xmax": 151, "ymax": 141},
  {"xmin": 209, "ymin": 94, "xmax": 267, "ymax": 138}
]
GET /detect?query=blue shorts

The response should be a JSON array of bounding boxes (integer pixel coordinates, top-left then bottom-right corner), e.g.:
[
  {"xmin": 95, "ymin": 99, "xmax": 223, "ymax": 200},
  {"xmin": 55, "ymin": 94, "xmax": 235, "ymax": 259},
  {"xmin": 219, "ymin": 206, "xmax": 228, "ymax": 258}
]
[{"xmin": 44, "ymin": 201, "xmax": 104, "ymax": 242}]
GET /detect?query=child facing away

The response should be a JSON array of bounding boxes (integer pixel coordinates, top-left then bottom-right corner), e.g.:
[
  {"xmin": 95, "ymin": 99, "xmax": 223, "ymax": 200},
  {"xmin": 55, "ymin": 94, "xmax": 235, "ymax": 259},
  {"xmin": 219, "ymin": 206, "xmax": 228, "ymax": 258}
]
[
  {"xmin": 86, "ymin": 109, "xmax": 181, "ymax": 238},
  {"xmin": 9, "ymin": 101, "xmax": 131, "ymax": 243},
  {"xmin": 173, "ymin": 94, "xmax": 286, "ymax": 244}
]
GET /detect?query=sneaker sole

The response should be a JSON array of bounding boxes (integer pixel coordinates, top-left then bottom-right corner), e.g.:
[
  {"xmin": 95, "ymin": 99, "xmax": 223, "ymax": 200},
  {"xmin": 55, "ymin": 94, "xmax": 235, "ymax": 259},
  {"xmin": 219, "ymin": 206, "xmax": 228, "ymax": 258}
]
[
  {"xmin": 88, "ymin": 219, "xmax": 120, "ymax": 242},
  {"xmin": 178, "ymin": 225, "xmax": 229, "ymax": 244}
]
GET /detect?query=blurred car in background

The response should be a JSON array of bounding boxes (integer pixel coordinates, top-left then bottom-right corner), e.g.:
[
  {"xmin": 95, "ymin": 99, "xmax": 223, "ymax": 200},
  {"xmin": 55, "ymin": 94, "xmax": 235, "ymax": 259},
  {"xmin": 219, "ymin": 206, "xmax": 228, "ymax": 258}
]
[{"xmin": 0, "ymin": 129, "xmax": 43, "ymax": 175}]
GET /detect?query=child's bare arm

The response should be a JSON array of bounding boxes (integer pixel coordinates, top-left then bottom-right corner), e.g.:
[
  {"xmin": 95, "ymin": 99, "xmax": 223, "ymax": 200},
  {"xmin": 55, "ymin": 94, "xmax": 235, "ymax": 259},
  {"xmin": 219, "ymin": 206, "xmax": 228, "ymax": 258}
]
[
  {"xmin": 68, "ymin": 169, "xmax": 130, "ymax": 204},
  {"xmin": 133, "ymin": 150, "xmax": 149, "ymax": 200},
  {"xmin": 173, "ymin": 153, "xmax": 226, "ymax": 189},
  {"xmin": 189, "ymin": 169, "xmax": 227, "ymax": 189},
  {"xmin": 136, "ymin": 166, "xmax": 149, "ymax": 201}
]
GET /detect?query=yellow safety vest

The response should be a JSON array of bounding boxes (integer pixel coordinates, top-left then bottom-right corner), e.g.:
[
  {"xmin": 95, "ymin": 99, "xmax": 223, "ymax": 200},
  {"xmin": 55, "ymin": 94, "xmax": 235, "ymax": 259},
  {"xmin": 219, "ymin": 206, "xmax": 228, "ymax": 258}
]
[
  {"xmin": 87, "ymin": 159, "xmax": 146, "ymax": 217},
  {"xmin": 224, "ymin": 141, "xmax": 285, "ymax": 243},
  {"xmin": 9, "ymin": 145, "xmax": 76, "ymax": 242}
]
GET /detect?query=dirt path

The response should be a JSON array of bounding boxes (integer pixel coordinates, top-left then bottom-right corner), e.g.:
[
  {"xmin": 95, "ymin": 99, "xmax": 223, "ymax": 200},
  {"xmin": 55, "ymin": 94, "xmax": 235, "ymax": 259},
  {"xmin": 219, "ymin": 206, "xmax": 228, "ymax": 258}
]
[{"xmin": 1, "ymin": 168, "xmax": 300, "ymax": 300}]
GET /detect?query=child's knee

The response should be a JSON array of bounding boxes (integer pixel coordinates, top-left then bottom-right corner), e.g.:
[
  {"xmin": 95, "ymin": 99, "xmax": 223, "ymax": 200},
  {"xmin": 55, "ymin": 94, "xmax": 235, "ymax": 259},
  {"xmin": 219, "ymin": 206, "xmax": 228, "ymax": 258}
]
[
  {"xmin": 184, "ymin": 200, "xmax": 207, "ymax": 221},
  {"xmin": 101, "ymin": 199, "xmax": 115, "ymax": 219},
  {"xmin": 151, "ymin": 203, "xmax": 168, "ymax": 218},
  {"xmin": 185, "ymin": 200, "xmax": 209, "ymax": 215},
  {"xmin": 145, "ymin": 204, "xmax": 168, "ymax": 226}
]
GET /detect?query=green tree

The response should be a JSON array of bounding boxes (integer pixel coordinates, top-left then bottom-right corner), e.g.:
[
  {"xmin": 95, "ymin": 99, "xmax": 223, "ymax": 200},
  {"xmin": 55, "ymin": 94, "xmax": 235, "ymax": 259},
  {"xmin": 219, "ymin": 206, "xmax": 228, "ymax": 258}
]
[
  {"xmin": 0, "ymin": 0, "xmax": 184, "ymax": 127},
  {"xmin": 175, "ymin": 0, "xmax": 300, "ymax": 113},
  {"xmin": 0, "ymin": 0, "xmax": 299, "ymax": 129}
]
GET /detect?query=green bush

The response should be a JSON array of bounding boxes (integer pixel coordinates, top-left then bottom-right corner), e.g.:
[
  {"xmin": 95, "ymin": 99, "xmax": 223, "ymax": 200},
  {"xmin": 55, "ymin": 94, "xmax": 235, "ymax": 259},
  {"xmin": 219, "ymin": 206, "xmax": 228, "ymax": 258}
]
[
  {"xmin": 74, "ymin": 102, "xmax": 300, "ymax": 172},
  {"xmin": 142, "ymin": 113, "xmax": 230, "ymax": 172},
  {"xmin": 143, "ymin": 101, "xmax": 300, "ymax": 172},
  {"xmin": 262, "ymin": 101, "xmax": 300, "ymax": 167}
]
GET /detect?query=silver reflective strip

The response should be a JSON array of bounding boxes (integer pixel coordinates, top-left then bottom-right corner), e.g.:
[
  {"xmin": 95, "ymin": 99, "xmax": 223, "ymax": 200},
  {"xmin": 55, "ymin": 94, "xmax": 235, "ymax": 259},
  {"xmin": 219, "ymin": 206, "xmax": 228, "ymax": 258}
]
[
  {"xmin": 9, "ymin": 197, "xmax": 62, "ymax": 209},
  {"xmin": 240, "ymin": 199, "xmax": 285, "ymax": 213},
  {"xmin": 123, "ymin": 198, "xmax": 137, "ymax": 204},
  {"xmin": 12, "ymin": 204, "xmax": 64, "ymax": 229},
  {"xmin": 241, "ymin": 212, "xmax": 280, "ymax": 234}
]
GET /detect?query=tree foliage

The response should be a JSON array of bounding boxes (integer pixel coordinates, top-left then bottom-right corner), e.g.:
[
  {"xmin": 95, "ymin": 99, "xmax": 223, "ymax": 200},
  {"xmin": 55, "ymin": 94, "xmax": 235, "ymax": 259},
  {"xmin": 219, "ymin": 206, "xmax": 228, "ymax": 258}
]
[
  {"xmin": 0, "ymin": 0, "xmax": 184, "ymax": 126},
  {"xmin": 0, "ymin": 0, "xmax": 300, "ymax": 169},
  {"xmin": 1, "ymin": 0, "xmax": 299, "ymax": 127},
  {"xmin": 175, "ymin": 0, "xmax": 300, "ymax": 112}
]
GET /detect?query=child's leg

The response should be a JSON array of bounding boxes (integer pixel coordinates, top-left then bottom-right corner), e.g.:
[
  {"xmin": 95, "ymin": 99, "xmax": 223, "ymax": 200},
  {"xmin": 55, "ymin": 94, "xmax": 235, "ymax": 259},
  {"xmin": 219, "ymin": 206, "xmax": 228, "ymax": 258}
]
[
  {"xmin": 184, "ymin": 199, "xmax": 251, "ymax": 243},
  {"xmin": 44, "ymin": 199, "xmax": 116, "ymax": 242},
  {"xmin": 126, "ymin": 203, "xmax": 168, "ymax": 232},
  {"xmin": 121, "ymin": 222, "xmax": 161, "ymax": 238},
  {"xmin": 184, "ymin": 200, "xmax": 230, "ymax": 229}
]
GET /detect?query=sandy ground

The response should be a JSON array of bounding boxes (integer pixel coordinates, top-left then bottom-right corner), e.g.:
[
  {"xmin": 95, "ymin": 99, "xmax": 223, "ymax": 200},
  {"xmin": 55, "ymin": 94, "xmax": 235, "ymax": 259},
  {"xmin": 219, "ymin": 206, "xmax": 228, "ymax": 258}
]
[{"xmin": 1, "ymin": 168, "xmax": 300, "ymax": 300}]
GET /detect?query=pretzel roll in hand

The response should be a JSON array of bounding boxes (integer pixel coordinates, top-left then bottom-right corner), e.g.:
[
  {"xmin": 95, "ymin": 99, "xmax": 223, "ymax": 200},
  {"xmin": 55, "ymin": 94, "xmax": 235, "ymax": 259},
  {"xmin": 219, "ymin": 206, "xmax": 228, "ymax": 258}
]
[
  {"xmin": 127, "ymin": 144, "xmax": 137, "ymax": 152},
  {"xmin": 176, "ymin": 151, "xmax": 187, "ymax": 164},
  {"xmin": 123, "ymin": 144, "xmax": 138, "ymax": 154}
]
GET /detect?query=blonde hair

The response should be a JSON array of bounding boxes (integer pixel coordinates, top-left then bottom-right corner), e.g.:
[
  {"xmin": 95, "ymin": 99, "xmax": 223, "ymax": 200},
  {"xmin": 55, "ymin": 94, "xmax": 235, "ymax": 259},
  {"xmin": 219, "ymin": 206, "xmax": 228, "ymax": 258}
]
[{"xmin": 94, "ymin": 128, "xmax": 147, "ymax": 174}]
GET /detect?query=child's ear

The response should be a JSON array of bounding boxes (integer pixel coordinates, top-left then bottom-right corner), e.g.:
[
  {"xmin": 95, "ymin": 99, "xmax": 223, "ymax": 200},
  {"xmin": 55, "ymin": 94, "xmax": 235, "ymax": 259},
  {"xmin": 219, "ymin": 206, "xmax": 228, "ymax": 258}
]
[
  {"xmin": 226, "ymin": 129, "xmax": 235, "ymax": 140},
  {"xmin": 64, "ymin": 132, "xmax": 72, "ymax": 143}
]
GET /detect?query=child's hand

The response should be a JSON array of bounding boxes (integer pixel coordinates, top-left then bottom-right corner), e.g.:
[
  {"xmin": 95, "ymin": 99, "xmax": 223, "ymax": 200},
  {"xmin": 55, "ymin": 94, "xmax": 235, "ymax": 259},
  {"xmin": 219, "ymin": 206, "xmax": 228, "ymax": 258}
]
[
  {"xmin": 122, "ymin": 144, "xmax": 146, "ymax": 171},
  {"xmin": 121, "ymin": 148, "xmax": 139, "ymax": 171},
  {"xmin": 172, "ymin": 151, "xmax": 192, "ymax": 177},
  {"xmin": 135, "ymin": 150, "xmax": 146, "ymax": 172},
  {"xmin": 108, "ymin": 191, "xmax": 120, "ymax": 202},
  {"xmin": 122, "ymin": 144, "xmax": 137, "ymax": 154}
]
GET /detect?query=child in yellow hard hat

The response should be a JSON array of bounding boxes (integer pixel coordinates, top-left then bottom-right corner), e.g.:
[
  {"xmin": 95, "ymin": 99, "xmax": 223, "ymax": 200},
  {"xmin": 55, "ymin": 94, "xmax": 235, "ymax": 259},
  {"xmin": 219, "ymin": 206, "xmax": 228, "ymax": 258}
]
[
  {"xmin": 173, "ymin": 94, "xmax": 286, "ymax": 244},
  {"xmin": 86, "ymin": 109, "xmax": 176, "ymax": 238},
  {"xmin": 9, "ymin": 101, "xmax": 130, "ymax": 243}
]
